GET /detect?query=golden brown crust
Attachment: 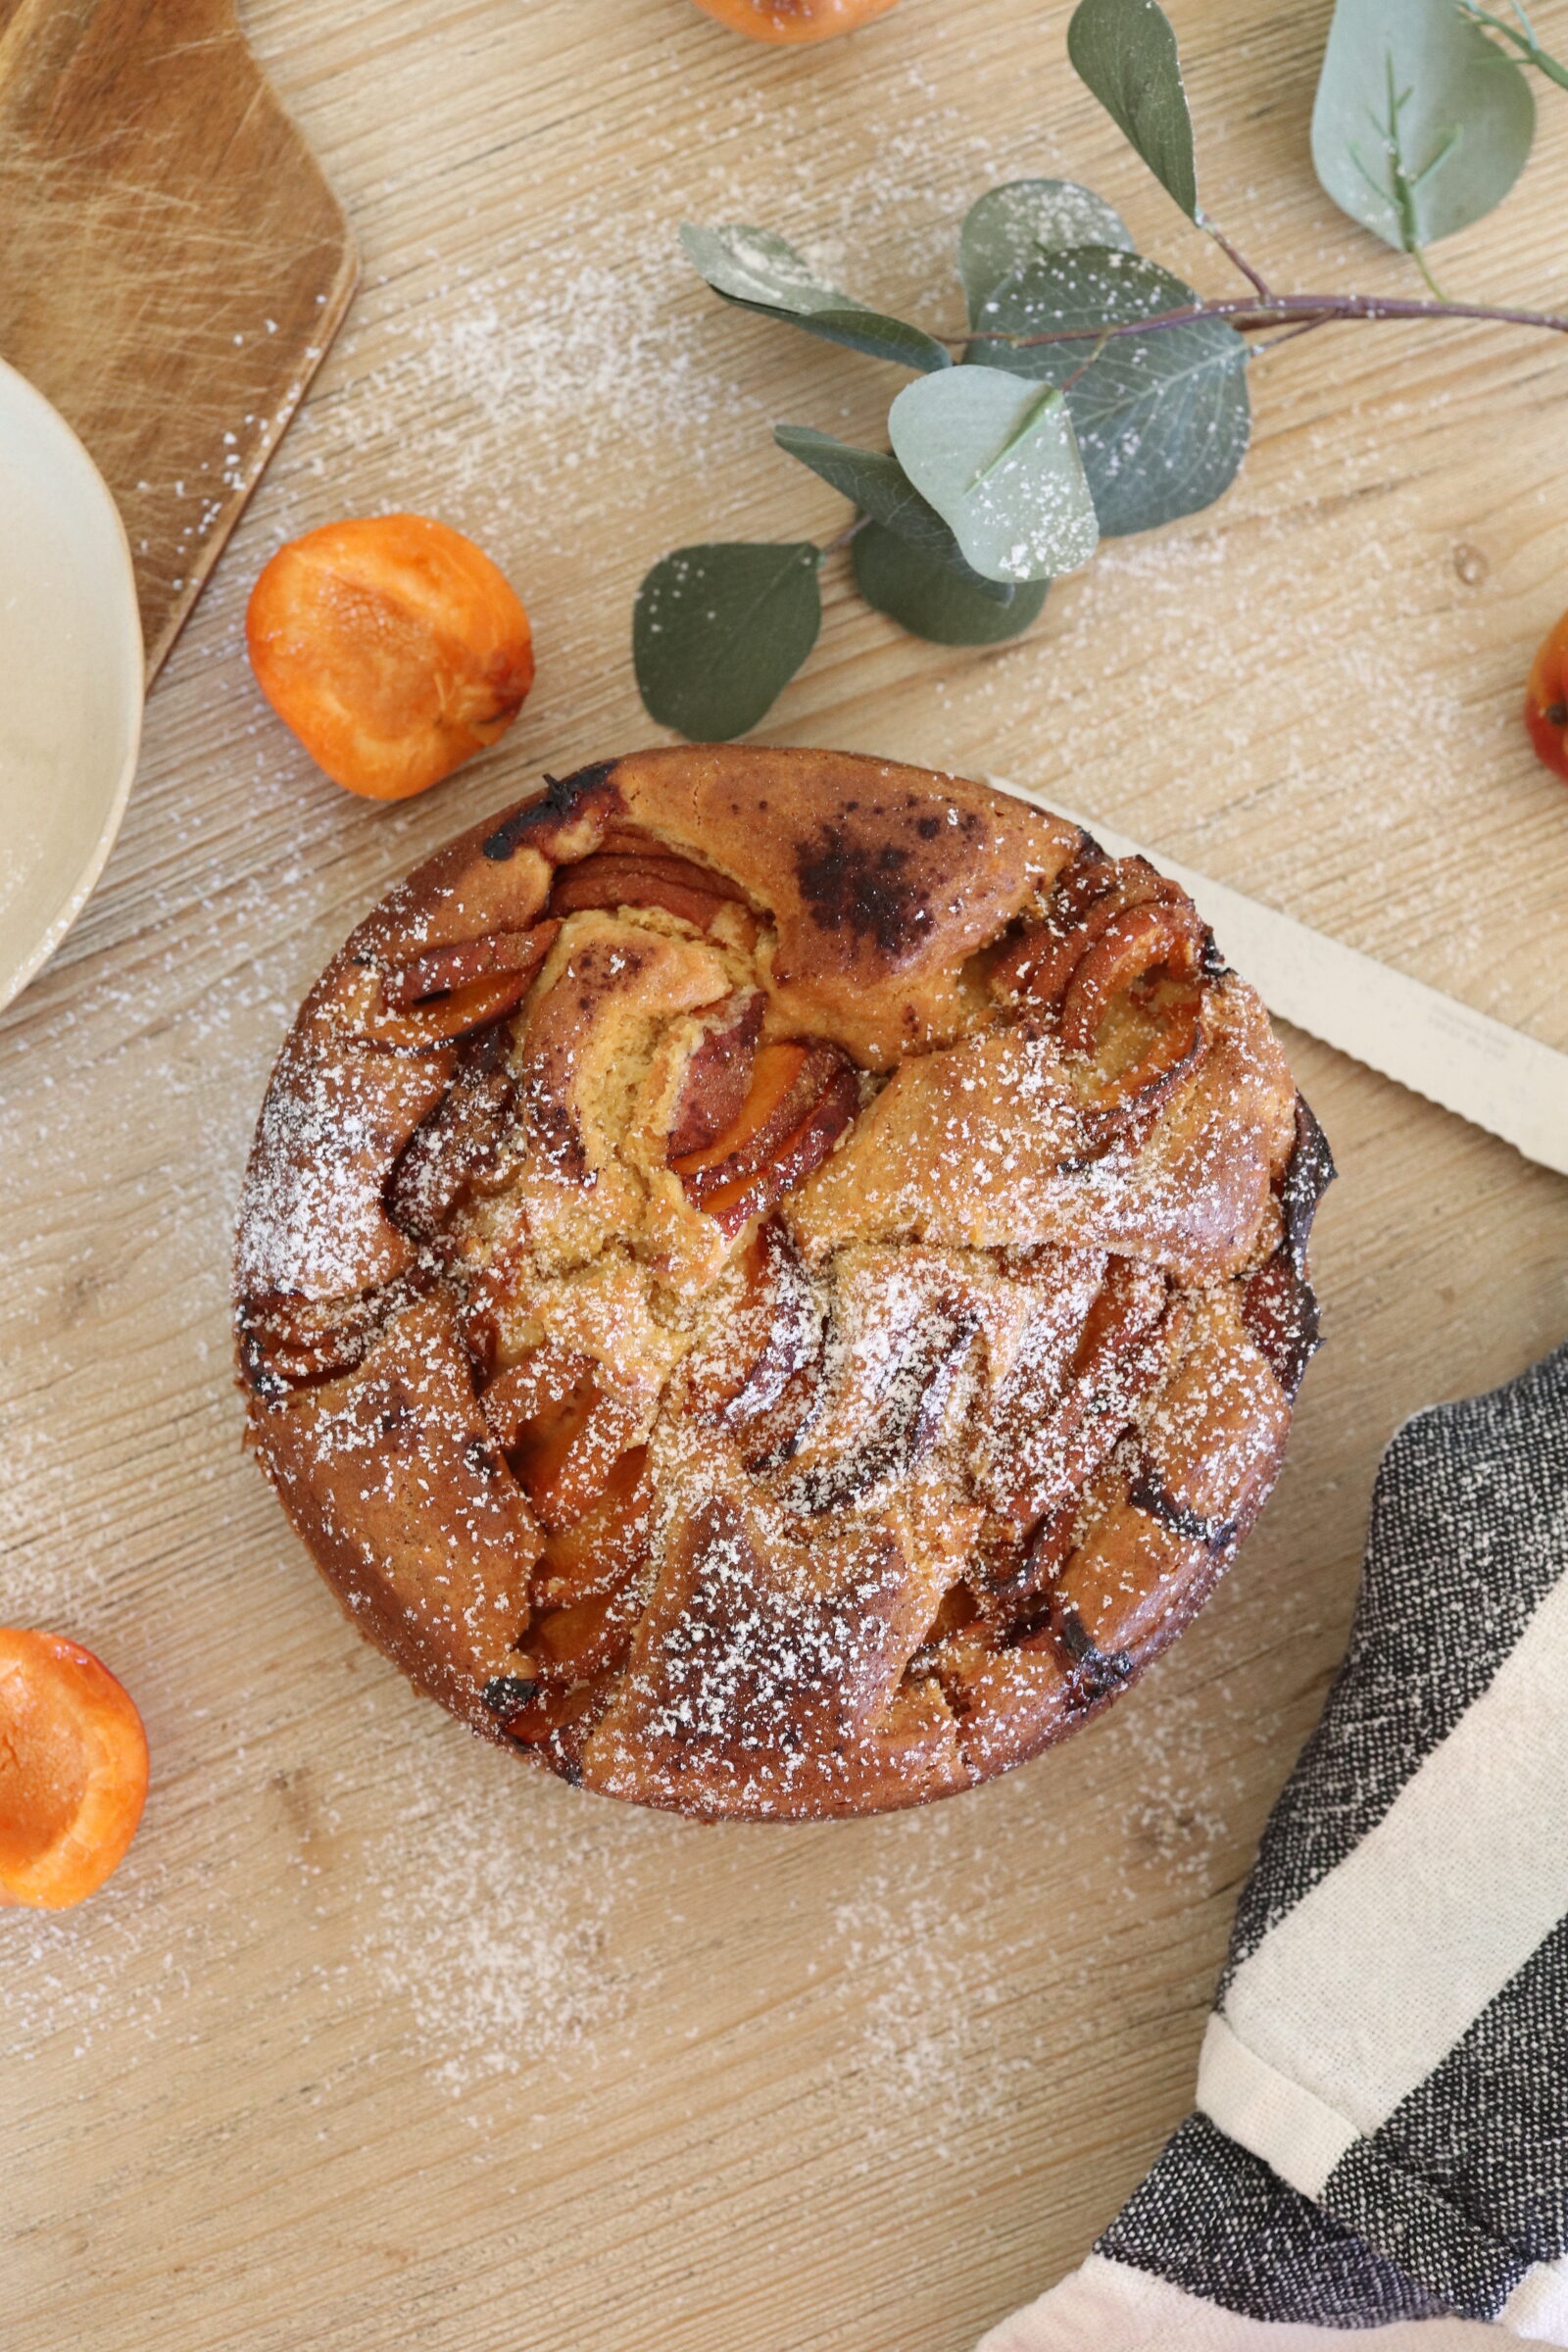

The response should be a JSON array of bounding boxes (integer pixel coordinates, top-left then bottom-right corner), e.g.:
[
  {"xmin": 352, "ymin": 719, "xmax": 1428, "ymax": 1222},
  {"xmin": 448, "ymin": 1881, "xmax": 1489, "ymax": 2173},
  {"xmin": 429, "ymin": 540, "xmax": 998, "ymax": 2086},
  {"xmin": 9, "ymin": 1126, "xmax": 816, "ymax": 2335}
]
[
  {"xmin": 254, "ymin": 1292, "xmax": 543, "ymax": 1723},
  {"xmin": 234, "ymin": 747, "xmax": 1330, "ymax": 1820},
  {"xmin": 605, "ymin": 746, "xmax": 1081, "ymax": 1065}
]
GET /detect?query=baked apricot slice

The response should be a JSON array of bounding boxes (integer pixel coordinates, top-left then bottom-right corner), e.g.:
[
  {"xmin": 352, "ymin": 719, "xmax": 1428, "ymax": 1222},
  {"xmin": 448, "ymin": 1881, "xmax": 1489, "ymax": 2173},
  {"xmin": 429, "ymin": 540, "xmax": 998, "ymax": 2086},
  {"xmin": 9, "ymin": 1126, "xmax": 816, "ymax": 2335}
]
[
  {"xmin": 671, "ymin": 1041, "xmax": 858, "ymax": 1228},
  {"xmin": 0, "ymin": 1630, "xmax": 149, "ymax": 1910},
  {"xmin": 1526, "ymin": 608, "xmax": 1568, "ymax": 784},
  {"xmin": 246, "ymin": 514, "xmax": 534, "ymax": 801},
  {"xmin": 684, "ymin": 1219, "xmax": 817, "ymax": 1423},
  {"xmin": 689, "ymin": 0, "xmax": 902, "ymax": 41},
  {"xmin": 666, "ymin": 992, "xmax": 764, "ymax": 1158},
  {"xmin": 536, "ymin": 1448, "xmax": 655, "ymax": 1609},
  {"xmin": 483, "ymin": 1354, "xmax": 644, "ymax": 1534},
  {"xmin": 379, "ymin": 924, "xmax": 558, "ymax": 1012},
  {"xmin": 548, "ymin": 851, "xmax": 746, "ymax": 934}
]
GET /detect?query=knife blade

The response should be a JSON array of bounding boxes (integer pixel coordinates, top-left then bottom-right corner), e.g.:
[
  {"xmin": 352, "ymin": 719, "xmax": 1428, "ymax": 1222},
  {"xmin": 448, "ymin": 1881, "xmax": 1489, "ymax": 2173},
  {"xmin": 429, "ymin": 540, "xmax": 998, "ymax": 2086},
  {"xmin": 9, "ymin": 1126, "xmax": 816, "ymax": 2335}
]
[{"xmin": 986, "ymin": 775, "xmax": 1568, "ymax": 1180}]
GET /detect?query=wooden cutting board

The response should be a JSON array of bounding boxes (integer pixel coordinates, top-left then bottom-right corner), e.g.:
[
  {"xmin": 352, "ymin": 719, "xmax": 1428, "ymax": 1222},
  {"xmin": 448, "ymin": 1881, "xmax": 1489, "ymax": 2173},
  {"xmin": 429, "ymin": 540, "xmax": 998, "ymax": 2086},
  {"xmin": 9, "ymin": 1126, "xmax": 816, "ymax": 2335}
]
[{"xmin": 0, "ymin": 0, "xmax": 356, "ymax": 681}]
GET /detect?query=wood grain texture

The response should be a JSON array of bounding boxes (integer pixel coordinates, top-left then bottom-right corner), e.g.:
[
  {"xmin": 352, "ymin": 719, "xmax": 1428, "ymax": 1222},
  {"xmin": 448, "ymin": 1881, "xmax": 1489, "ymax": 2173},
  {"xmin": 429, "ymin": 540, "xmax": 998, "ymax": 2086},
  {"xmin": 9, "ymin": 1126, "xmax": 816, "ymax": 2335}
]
[
  {"xmin": 0, "ymin": 0, "xmax": 356, "ymax": 678},
  {"xmin": 2, "ymin": 1, "xmax": 1567, "ymax": 2347}
]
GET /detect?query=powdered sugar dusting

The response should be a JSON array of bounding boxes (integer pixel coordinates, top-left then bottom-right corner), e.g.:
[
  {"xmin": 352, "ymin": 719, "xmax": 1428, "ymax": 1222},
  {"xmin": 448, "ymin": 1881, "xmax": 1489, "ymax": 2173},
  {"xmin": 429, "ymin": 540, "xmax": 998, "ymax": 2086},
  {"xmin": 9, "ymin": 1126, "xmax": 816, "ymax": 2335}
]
[{"xmin": 354, "ymin": 1732, "xmax": 676, "ymax": 2089}]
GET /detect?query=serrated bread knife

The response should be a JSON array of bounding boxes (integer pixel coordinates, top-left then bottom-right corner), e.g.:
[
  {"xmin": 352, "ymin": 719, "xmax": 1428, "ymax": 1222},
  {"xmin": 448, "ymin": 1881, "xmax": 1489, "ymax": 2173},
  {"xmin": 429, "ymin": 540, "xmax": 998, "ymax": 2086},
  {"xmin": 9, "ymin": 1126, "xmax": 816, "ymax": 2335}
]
[{"xmin": 987, "ymin": 776, "xmax": 1568, "ymax": 1180}]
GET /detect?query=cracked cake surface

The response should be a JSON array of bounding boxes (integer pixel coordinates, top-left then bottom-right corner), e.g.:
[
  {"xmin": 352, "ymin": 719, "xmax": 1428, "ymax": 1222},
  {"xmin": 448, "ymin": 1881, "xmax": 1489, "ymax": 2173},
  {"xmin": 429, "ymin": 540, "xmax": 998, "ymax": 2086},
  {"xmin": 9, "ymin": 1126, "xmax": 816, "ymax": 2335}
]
[{"xmin": 233, "ymin": 746, "xmax": 1331, "ymax": 1821}]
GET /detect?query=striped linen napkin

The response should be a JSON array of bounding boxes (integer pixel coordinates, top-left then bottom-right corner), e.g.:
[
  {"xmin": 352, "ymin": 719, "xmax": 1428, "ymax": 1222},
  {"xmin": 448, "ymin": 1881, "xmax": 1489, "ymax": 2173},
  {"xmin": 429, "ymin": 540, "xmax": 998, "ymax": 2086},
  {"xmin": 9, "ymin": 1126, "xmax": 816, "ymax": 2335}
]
[{"xmin": 980, "ymin": 1340, "xmax": 1568, "ymax": 2351}]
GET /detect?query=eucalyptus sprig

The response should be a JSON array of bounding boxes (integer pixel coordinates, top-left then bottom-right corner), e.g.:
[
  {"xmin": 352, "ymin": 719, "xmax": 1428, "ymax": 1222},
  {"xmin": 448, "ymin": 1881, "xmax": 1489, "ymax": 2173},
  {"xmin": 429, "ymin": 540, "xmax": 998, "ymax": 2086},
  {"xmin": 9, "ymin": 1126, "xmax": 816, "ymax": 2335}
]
[{"xmin": 634, "ymin": 0, "xmax": 1567, "ymax": 742}]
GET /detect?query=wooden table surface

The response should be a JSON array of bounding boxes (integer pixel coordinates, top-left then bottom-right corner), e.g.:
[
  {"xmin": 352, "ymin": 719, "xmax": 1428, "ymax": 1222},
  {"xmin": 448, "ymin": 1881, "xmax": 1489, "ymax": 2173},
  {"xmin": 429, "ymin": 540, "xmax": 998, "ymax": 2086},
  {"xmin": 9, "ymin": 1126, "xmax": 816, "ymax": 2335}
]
[{"xmin": 5, "ymin": 3, "xmax": 1568, "ymax": 2346}]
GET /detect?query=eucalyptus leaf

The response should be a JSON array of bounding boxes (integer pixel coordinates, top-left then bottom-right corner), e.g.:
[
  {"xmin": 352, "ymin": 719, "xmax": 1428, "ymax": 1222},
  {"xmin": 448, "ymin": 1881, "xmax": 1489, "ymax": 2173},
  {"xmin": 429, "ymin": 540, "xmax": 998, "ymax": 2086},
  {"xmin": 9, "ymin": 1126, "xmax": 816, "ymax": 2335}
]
[
  {"xmin": 679, "ymin": 222, "xmax": 951, "ymax": 371},
  {"xmin": 972, "ymin": 246, "xmax": 1250, "ymax": 538},
  {"xmin": 1311, "ymin": 0, "xmax": 1534, "ymax": 250},
  {"xmin": 888, "ymin": 370, "xmax": 1100, "ymax": 584},
  {"xmin": 958, "ymin": 179, "xmax": 1135, "ymax": 323},
  {"xmin": 771, "ymin": 424, "xmax": 1011, "ymax": 602},
  {"xmin": 633, "ymin": 542, "xmax": 821, "ymax": 741},
  {"xmin": 854, "ymin": 522, "xmax": 1050, "ymax": 646},
  {"xmin": 1066, "ymin": 0, "xmax": 1200, "ymax": 220}
]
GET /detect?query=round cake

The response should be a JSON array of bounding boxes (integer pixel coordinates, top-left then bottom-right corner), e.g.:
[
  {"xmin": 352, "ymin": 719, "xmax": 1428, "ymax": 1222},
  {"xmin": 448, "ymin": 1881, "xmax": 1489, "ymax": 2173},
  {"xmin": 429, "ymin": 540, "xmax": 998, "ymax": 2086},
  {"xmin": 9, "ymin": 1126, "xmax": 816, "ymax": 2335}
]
[{"xmin": 234, "ymin": 748, "xmax": 1331, "ymax": 1820}]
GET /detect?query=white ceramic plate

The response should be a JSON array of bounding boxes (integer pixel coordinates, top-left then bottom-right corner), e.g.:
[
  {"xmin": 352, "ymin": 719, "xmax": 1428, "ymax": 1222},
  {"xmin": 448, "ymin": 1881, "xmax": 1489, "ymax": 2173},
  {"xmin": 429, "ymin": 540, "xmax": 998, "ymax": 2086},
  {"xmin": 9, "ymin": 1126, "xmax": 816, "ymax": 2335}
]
[{"xmin": 0, "ymin": 359, "xmax": 143, "ymax": 1015}]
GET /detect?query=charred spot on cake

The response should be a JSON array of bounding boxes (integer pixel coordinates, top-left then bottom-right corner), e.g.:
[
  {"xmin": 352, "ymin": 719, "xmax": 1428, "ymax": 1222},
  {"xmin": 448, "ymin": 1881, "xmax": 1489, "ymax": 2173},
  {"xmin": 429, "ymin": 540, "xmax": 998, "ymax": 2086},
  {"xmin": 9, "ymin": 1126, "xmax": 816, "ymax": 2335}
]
[
  {"xmin": 1053, "ymin": 1605, "xmax": 1134, "ymax": 1698},
  {"xmin": 1235, "ymin": 1094, "xmax": 1332, "ymax": 1398},
  {"xmin": 482, "ymin": 1674, "xmax": 540, "ymax": 1715},
  {"xmin": 1281, "ymin": 1094, "xmax": 1336, "ymax": 1277},
  {"xmin": 573, "ymin": 937, "xmax": 650, "ymax": 989},
  {"xmin": 481, "ymin": 761, "xmax": 621, "ymax": 861},
  {"xmin": 1127, "ymin": 1462, "xmax": 1237, "ymax": 1552},
  {"xmin": 463, "ymin": 1434, "xmax": 508, "ymax": 1482},
  {"xmin": 1243, "ymin": 1250, "xmax": 1324, "ymax": 1400},
  {"xmin": 793, "ymin": 823, "xmax": 935, "ymax": 957}
]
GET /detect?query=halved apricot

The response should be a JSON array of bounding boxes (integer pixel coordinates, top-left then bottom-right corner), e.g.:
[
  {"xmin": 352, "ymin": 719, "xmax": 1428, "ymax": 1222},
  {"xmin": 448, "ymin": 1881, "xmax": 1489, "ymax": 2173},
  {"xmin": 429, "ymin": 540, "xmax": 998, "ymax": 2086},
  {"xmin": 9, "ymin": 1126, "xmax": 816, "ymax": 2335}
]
[
  {"xmin": 246, "ymin": 514, "xmax": 534, "ymax": 801},
  {"xmin": 1526, "ymin": 608, "xmax": 1568, "ymax": 784},
  {"xmin": 684, "ymin": 1219, "xmax": 817, "ymax": 1423},
  {"xmin": 689, "ymin": 0, "xmax": 902, "ymax": 42},
  {"xmin": 672, "ymin": 1043, "xmax": 812, "ymax": 1189},
  {"xmin": 0, "ymin": 1630, "xmax": 149, "ymax": 1910},
  {"xmin": 361, "ymin": 970, "xmax": 535, "ymax": 1052},
  {"xmin": 1057, "ymin": 904, "xmax": 1202, "ymax": 1056}
]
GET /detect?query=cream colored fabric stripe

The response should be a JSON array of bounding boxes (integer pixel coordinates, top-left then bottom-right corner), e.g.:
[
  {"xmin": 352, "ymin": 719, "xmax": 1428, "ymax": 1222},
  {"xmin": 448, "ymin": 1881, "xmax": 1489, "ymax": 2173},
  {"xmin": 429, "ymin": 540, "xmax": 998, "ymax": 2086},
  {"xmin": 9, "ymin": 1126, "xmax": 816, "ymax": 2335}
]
[
  {"xmin": 1500, "ymin": 2258, "xmax": 1568, "ymax": 2343},
  {"xmin": 975, "ymin": 2252, "xmax": 1507, "ymax": 2351},
  {"xmin": 1198, "ymin": 2016, "xmax": 1358, "ymax": 2199},
  {"xmin": 1200, "ymin": 1568, "xmax": 1568, "ymax": 2180}
]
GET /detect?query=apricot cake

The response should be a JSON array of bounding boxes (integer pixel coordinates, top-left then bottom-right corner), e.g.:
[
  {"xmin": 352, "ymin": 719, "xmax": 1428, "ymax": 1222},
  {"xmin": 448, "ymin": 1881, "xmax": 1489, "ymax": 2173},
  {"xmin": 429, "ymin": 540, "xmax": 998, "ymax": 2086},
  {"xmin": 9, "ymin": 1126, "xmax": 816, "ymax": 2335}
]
[{"xmin": 234, "ymin": 748, "xmax": 1330, "ymax": 1820}]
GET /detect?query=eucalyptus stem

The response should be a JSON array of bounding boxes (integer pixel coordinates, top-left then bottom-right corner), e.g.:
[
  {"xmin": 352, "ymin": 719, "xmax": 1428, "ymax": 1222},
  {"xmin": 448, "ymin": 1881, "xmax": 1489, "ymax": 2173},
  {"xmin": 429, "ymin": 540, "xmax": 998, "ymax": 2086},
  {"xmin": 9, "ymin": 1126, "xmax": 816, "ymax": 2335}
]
[
  {"xmin": 1249, "ymin": 316, "xmax": 1337, "ymax": 354},
  {"xmin": 1058, "ymin": 327, "xmax": 1115, "ymax": 391},
  {"xmin": 1457, "ymin": 0, "xmax": 1568, "ymax": 90},
  {"xmin": 820, "ymin": 515, "xmax": 870, "ymax": 557},
  {"xmin": 955, "ymin": 287, "xmax": 1568, "ymax": 353},
  {"xmin": 1202, "ymin": 219, "xmax": 1273, "ymax": 300},
  {"xmin": 1410, "ymin": 246, "xmax": 1451, "ymax": 304}
]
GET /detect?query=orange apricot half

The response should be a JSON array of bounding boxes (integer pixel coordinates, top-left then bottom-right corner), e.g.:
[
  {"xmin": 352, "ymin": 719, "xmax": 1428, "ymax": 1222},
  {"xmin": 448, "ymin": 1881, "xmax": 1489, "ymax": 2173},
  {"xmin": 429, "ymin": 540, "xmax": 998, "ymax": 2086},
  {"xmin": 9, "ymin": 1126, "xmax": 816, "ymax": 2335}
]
[
  {"xmin": 0, "ymin": 1629, "xmax": 149, "ymax": 1910},
  {"xmin": 689, "ymin": 0, "xmax": 902, "ymax": 41},
  {"xmin": 1526, "ymin": 608, "xmax": 1568, "ymax": 785},
  {"xmin": 246, "ymin": 514, "xmax": 535, "ymax": 801}
]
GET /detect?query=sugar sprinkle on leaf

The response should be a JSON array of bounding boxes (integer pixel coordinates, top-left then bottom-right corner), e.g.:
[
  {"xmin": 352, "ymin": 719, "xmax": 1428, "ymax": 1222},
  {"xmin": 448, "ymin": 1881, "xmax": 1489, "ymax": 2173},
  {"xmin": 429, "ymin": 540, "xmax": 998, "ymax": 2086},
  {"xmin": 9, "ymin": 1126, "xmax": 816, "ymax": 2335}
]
[
  {"xmin": 958, "ymin": 179, "xmax": 1136, "ymax": 322},
  {"xmin": 680, "ymin": 223, "xmax": 951, "ymax": 372},
  {"xmin": 973, "ymin": 246, "xmax": 1250, "ymax": 539},
  {"xmin": 889, "ymin": 369, "xmax": 1100, "ymax": 585}
]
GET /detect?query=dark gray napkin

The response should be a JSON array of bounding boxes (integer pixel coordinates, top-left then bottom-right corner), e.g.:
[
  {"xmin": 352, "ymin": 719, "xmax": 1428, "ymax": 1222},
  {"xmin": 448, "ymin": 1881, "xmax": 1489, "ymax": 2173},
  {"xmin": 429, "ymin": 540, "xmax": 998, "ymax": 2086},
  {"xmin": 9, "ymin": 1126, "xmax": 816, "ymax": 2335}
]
[{"xmin": 981, "ymin": 1341, "xmax": 1568, "ymax": 2351}]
